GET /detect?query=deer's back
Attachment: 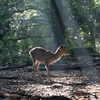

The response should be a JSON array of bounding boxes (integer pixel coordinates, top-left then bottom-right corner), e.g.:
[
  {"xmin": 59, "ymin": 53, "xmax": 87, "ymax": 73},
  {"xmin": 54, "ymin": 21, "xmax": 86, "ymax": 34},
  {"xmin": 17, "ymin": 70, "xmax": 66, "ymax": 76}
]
[{"xmin": 29, "ymin": 47, "xmax": 53, "ymax": 63}]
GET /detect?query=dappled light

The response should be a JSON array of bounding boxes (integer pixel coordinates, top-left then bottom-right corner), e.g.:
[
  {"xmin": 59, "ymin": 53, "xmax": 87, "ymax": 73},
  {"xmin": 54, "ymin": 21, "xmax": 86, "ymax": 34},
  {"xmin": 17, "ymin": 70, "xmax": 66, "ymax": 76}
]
[{"xmin": 0, "ymin": 0, "xmax": 100, "ymax": 99}]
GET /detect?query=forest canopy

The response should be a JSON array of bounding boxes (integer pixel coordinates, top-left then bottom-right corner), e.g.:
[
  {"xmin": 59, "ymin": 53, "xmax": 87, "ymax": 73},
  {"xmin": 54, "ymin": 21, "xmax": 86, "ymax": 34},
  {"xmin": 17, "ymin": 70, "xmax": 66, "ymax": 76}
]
[{"xmin": 0, "ymin": 0, "xmax": 100, "ymax": 65}]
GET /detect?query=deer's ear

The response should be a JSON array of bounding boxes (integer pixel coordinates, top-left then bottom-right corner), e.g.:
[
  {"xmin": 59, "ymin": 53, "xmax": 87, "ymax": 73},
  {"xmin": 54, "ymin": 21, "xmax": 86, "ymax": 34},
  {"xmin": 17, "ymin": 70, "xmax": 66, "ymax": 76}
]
[{"xmin": 60, "ymin": 45, "xmax": 64, "ymax": 49}]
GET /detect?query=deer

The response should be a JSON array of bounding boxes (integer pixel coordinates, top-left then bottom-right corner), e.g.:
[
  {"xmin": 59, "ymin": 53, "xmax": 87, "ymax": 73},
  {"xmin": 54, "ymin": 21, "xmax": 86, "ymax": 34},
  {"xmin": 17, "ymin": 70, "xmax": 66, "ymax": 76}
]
[{"xmin": 29, "ymin": 45, "xmax": 69, "ymax": 81}]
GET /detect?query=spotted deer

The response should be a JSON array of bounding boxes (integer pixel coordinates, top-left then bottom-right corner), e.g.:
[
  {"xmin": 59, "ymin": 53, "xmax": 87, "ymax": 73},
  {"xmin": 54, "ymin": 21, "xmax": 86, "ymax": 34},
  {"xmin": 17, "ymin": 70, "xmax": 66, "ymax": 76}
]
[{"xmin": 29, "ymin": 45, "xmax": 69, "ymax": 80}]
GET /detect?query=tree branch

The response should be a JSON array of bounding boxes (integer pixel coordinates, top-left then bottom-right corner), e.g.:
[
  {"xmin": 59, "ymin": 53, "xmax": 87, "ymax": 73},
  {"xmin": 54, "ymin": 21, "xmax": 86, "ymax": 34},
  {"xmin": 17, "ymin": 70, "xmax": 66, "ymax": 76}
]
[
  {"xmin": 1, "ymin": 35, "xmax": 51, "ymax": 43},
  {"xmin": 82, "ymin": 34, "xmax": 99, "ymax": 46}
]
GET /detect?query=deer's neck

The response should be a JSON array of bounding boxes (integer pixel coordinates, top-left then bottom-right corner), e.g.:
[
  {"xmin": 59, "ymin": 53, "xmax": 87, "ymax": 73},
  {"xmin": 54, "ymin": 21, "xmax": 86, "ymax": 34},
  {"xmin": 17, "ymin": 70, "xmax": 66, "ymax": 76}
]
[
  {"xmin": 47, "ymin": 50, "xmax": 62, "ymax": 64},
  {"xmin": 53, "ymin": 50, "xmax": 62, "ymax": 61}
]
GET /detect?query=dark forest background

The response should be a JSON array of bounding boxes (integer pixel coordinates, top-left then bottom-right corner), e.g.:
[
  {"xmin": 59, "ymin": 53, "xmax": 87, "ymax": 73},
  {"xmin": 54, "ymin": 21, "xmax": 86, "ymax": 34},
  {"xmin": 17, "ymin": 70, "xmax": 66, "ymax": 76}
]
[{"xmin": 0, "ymin": 0, "xmax": 100, "ymax": 65}]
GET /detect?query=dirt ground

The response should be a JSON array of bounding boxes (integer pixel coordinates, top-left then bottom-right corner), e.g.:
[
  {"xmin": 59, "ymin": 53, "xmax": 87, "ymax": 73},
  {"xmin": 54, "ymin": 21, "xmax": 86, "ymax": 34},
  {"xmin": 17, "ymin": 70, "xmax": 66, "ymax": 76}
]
[{"xmin": 0, "ymin": 57, "xmax": 100, "ymax": 100}]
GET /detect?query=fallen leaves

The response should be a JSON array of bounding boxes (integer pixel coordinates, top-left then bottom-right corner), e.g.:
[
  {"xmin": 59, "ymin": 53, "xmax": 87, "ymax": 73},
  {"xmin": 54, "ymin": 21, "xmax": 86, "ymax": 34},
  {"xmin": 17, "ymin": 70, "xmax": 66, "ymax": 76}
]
[{"xmin": 0, "ymin": 58, "xmax": 100, "ymax": 99}]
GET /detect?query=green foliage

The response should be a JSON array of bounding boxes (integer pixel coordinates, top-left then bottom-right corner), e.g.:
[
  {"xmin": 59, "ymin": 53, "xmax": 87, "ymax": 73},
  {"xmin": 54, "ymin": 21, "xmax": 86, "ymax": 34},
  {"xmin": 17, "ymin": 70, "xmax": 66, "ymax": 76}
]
[
  {"xmin": 0, "ymin": 0, "xmax": 52, "ymax": 65},
  {"xmin": 0, "ymin": 0, "xmax": 100, "ymax": 65},
  {"xmin": 63, "ymin": 0, "xmax": 100, "ymax": 50},
  {"xmin": 0, "ymin": 21, "xmax": 10, "ymax": 40}
]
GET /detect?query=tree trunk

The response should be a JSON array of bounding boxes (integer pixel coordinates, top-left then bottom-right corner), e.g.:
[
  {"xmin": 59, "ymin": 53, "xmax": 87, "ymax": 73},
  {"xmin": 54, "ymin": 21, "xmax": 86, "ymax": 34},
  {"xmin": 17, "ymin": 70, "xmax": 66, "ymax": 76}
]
[{"xmin": 49, "ymin": 0, "xmax": 66, "ymax": 51}]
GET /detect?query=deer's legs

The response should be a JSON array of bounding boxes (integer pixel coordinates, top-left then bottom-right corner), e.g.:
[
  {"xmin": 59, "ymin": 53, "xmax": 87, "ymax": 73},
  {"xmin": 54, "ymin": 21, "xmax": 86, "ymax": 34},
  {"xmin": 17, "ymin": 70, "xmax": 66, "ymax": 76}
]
[
  {"xmin": 36, "ymin": 62, "xmax": 43, "ymax": 79},
  {"xmin": 32, "ymin": 63, "xmax": 36, "ymax": 79},
  {"xmin": 45, "ymin": 64, "xmax": 51, "ymax": 81}
]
